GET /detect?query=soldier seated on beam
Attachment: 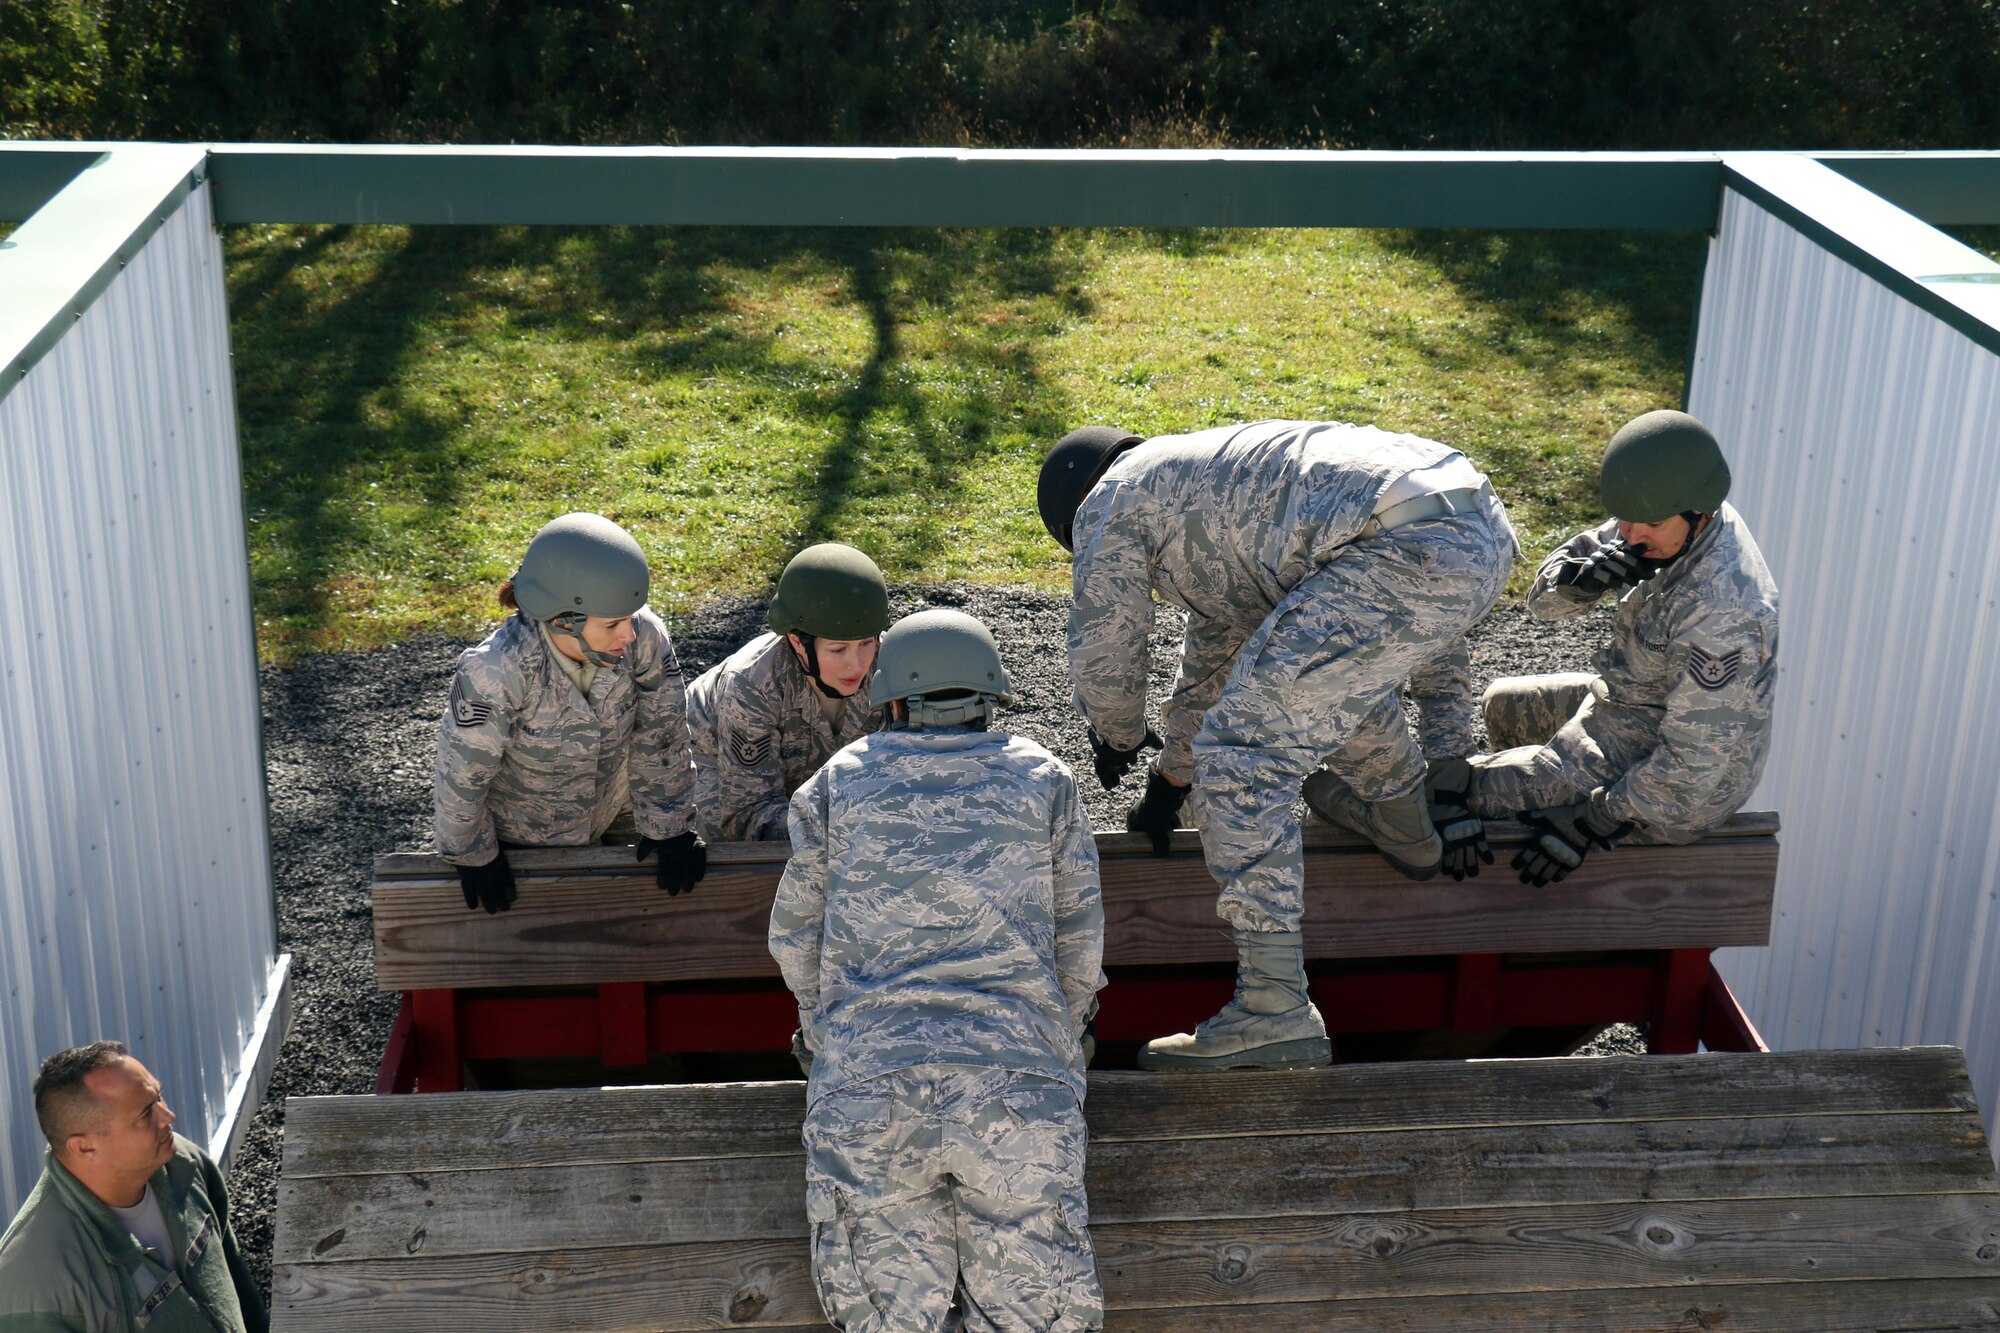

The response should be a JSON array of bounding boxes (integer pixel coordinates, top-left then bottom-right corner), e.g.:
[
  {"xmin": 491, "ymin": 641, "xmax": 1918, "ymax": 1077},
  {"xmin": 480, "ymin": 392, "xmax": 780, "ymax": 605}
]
[
  {"xmin": 684, "ymin": 543, "xmax": 891, "ymax": 843},
  {"xmin": 433, "ymin": 512, "xmax": 707, "ymax": 914},
  {"xmin": 1039, "ymin": 419, "xmax": 1518, "ymax": 1072},
  {"xmin": 770, "ymin": 609, "xmax": 1107, "ymax": 1333},
  {"xmin": 1357, "ymin": 410, "xmax": 1781, "ymax": 887},
  {"xmin": 0, "ymin": 1042, "xmax": 268, "ymax": 1332}
]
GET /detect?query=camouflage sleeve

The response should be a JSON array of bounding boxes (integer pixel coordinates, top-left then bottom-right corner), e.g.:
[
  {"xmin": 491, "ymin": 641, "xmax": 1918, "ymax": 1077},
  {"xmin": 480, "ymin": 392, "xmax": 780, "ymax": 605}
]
[
  {"xmin": 433, "ymin": 649, "xmax": 516, "ymax": 866},
  {"xmin": 1158, "ymin": 613, "xmax": 1250, "ymax": 785},
  {"xmin": 1600, "ymin": 607, "xmax": 1769, "ymax": 830},
  {"xmin": 714, "ymin": 666, "xmax": 795, "ymax": 842},
  {"xmin": 769, "ymin": 771, "xmax": 831, "ymax": 1027},
  {"xmin": 1526, "ymin": 520, "xmax": 1622, "ymax": 622},
  {"xmin": 629, "ymin": 611, "xmax": 696, "ymax": 841},
  {"xmin": 1405, "ymin": 633, "xmax": 1478, "ymax": 759},
  {"xmin": 1048, "ymin": 765, "xmax": 1106, "ymax": 1033},
  {"xmin": 1067, "ymin": 481, "xmax": 1158, "ymax": 752}
]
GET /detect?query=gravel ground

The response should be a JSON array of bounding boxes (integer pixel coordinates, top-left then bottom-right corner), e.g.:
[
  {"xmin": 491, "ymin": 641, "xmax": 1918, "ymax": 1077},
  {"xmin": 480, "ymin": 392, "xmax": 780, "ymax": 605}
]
[{"xmin": 228, "ymin": 586, "xmax": 1624, "ymax": 1293}]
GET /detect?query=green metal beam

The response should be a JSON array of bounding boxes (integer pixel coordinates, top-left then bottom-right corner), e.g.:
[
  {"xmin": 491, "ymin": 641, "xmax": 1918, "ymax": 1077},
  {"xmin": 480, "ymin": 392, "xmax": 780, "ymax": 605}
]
[
  {"xmin": 1722, "ymin": 153, "xmax": 2000, "ymax": 360},
  {"xmin": 1815, "ymin": 153, "xmax": 2000, "ymax": 227},
  {"xmin": 0, "ymin": 144, "xmax": 209, "ymax": 397},
  {"xmin": 0, "ymin": 146, "xmax": 100, "ymax": 221},
  {"xmin": 202, "ymin": 145, "xmax": 1729, "ymax": 229}
]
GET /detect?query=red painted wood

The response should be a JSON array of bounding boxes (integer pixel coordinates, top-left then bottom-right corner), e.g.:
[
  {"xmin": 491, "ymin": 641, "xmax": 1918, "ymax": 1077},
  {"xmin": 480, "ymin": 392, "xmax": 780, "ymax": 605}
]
[
  {"xmin": 374, "ymin": 993, "xmax": 418, "ymax": 1094},
  {"xmin": 599, "ymin": 981, "xmax": 648, "ymax": 1067},
  {"xmin": 1648, "ymin": 948, "xmax": 1712, "ymax": 1054},
  {"xmin": 410, "ymin": 989, "xmax": 463, "ymax": 1092},
  {"xmin": 1451, "ymin": 954, "xmax": 1502, "ymax": 1033},
  {"xmin": 1699, "ymin": 961, "xmax": 1770, "ymax": 1053}
]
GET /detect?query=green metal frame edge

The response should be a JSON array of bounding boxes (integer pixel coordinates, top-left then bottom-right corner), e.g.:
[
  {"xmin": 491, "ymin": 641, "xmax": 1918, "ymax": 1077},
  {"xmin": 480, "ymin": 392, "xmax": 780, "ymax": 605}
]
[
  {"xmin": 200, "ymin": 145, "xmax": 1729, "ymax": 229},
  {"xmin": 0, "ymin": 145, "xmax": 102, "ymax": 222},
  {"xmin": 0, "ymin": 144, "xmax": 211, "ymax": 407},
  {"xmin": 1720, "ymin": 153, "xmax": 2000, "ymax": 363}
]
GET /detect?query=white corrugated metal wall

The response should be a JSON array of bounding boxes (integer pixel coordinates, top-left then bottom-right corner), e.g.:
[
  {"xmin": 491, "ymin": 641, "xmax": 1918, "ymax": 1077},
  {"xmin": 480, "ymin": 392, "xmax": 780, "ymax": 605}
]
[
  {"xmin": 1693, "ymin": 185, "xmax": 2000, "ymax": 1150},
  {"xmin": 0, "ymin": 177, "xmax": 283, "ymax": 1214}
]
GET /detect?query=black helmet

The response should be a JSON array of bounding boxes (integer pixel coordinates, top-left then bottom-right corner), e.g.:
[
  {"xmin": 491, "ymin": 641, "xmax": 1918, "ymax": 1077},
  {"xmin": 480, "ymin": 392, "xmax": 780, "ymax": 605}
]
[{"xmin": 1037, "ymin": 426, "xmax": 1145, "ymax": 551}]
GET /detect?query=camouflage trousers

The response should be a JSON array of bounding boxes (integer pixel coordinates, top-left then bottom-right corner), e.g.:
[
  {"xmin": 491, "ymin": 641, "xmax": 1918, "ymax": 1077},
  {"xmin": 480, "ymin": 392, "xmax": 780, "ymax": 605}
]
[
  {"xmin": 1192, "ymin": 499, "xmax": 1515, "ymax": 933},
  {"xmin": 803, "ymin": 1066, "xmax": 1103, "ymax": 1333},
  {"xmin": 1469, "ymin": 673, "xmax": 1695, "ymax": 843}
]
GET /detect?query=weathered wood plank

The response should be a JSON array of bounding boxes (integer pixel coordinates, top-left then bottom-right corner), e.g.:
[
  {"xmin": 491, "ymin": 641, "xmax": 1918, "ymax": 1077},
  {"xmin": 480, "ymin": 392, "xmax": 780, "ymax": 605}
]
[
  {"xmin": 270, "ymin": 1264, "xmax": 2000, "ymax": 1333},
  {"xmin": 369, "ymin": 812, "xmax": 1783, "ymax": 879},
  {"xmin": 372, "ymin": 826, "xmax": 1779, "ymax": 990},
  {"xmin": 1087, "ymin": 1194, "xmax": 2000, "ymax": 1306},
  {"xmin": 275, "ymin": 1110, "xmax": 1999, "ymax": 1264},
  {"xmin": 272, "ymin": 1194, "xmax": 2000, "ymax": 1327},
  {"xmin": 280, "ymin": 1050, "xmax": 1982, "ymax": 1179}
]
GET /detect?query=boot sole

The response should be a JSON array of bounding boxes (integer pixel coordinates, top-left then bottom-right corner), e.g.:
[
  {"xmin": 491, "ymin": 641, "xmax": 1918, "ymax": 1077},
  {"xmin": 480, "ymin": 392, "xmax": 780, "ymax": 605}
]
[{"xmin": 1138, "ymin": 1037, "xmax": 1334, "ymax": 1072}]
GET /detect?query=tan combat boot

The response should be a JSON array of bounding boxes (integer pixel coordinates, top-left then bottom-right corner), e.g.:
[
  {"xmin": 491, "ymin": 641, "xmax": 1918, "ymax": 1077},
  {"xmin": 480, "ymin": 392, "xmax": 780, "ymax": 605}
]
[
  {"xmin": 1138, "ymin": 930, "xmax": 1333, "ymax": 1071},
  {"xmin": 1302, "ymin": 770, "xmax": 1443, "ymax": 881}
]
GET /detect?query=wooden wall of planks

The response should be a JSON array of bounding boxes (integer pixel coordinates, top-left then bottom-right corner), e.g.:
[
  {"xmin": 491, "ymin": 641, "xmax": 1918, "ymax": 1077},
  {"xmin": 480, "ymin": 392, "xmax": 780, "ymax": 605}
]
[{"xmin": 271, "ymin": 1046, "xmax": 2000, "ymax": 1332}]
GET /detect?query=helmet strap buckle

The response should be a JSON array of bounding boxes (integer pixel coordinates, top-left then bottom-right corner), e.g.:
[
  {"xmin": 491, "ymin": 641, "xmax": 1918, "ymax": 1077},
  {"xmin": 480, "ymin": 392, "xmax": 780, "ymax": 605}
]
[{"xmin": 547, "ymin": 610, "xmax": 625, "ymax": 670}]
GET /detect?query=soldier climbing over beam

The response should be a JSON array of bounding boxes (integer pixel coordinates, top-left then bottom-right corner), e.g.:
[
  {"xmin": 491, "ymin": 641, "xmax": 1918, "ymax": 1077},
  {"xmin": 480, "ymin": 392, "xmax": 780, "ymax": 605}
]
[
  {"xmin": 1039, "ymin": 419, "xmax": 1518, "ymax": 1072},
  {"xmin": 684, "ymin": 542, "xmax": 891, "ymax": 842},
  {"xmin": 770, "ymin": 608, "xmax": 1106, "ymax": 1333},
  {"xmin": 1377, "ymin": 409, "xmax": 1781, "ymax": 886}
]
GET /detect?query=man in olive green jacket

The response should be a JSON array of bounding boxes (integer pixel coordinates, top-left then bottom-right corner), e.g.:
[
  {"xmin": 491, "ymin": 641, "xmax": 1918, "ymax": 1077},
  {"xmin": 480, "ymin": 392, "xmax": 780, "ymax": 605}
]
[{"xmin": 0, "ymin": 1042, "xmax": 266, "ymax": 1332}]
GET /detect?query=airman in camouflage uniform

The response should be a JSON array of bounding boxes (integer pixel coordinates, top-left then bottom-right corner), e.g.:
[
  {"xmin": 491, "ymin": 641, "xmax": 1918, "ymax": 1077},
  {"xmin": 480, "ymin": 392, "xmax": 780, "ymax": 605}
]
[
  {"xmin": 434, "ymin": 513, "xmax": 702, "ymax": 912},
  {"xmin": 686, "ymin": 544, "xmax": 890, "ymax": 842},
  {"xmin": 1039, "ymin": 420, "xmax": 1515, "ymax": 1071},
  {"xmin": 1445, "ymin": 411, "xmax": 1780, "ymax": 885},
  {"xmin": 770, "ymin": 609, "xmax": 1105, "ymax": 1333}
]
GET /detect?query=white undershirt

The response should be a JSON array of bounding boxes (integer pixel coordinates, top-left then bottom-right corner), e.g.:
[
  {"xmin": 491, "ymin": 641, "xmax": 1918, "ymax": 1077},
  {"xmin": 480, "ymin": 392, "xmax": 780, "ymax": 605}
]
[{"xmin": 110, "ymin": 1183, "xmax": 176, "ymax": 1302}]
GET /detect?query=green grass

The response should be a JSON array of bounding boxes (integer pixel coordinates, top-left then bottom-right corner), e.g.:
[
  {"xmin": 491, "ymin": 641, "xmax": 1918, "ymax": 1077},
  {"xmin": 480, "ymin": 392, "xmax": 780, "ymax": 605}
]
[{"xmin": 226, "ymin": 224, "xmax": 1704, "ymax": 664}]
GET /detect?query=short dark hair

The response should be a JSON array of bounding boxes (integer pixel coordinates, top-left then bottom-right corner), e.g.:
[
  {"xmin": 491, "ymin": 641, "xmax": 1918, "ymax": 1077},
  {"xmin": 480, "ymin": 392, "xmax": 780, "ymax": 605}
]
[{"xmin": 33, "ymin": 1041, "xmax": 129, "ymax": 1147}]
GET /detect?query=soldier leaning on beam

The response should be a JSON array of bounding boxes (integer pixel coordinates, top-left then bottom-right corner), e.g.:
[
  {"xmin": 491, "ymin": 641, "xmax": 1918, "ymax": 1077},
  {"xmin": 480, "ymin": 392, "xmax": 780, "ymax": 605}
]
[
  {"xmin": 1419, "ymin": 410, "xmax": 1780, "ymax": 886},
  {"xmin": 684, "ymin": 543, "xmax": 890, "ymax": 842},
  {"xmin": 433, "ymin": 512, "xmax": 705, "ymax": 913},
  {"xmin": 1039, "ymin": 419, "xmax": 1518, "ymax": 1073},
  {"xmin": 770, "ymin": 609, "xmax": 1106, "ymax": 1333}
]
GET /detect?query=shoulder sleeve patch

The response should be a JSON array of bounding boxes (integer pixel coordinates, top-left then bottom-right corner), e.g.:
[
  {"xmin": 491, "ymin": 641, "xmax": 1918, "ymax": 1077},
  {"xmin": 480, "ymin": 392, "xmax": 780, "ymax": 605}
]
[
  {"xmin": 450, "ymin": 677, "xmax": 496, "ymax": 727},
  {"xmin": 728, "ymin": 728, "xmax": 776, "ymax": 768},
  {"xmin": 1686, "ymin": 643, "xmax": 1745, "ymax": 691}
]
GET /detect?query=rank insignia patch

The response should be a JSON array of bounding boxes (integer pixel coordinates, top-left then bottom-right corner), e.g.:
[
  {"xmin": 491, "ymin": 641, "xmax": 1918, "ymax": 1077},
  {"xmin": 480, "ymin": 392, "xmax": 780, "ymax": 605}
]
[
  {"xmin": 450, "ymin": 678, "xmax": 495, "ymax": 727},
  {"xmin": 729, "ymin": 730, "xmax": 776, "ymax": 767},
  {"xmin": 1687, "ymin": 644, "xmax": 1744, "ymax": 691}
]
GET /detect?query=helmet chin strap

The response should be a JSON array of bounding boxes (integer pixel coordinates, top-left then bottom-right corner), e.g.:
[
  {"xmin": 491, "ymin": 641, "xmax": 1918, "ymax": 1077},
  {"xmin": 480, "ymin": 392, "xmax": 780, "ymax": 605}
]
[
  {"xmin": 547, "ymin": 611, "xmax": 626, "ymax": 669},
  {"xmin": 1631, "ymin": 510, "xmax": 1709, "ymax": 568},
  {"xmin": 794, "ymin": 633, "xmax": 854, "ymax": 700}
]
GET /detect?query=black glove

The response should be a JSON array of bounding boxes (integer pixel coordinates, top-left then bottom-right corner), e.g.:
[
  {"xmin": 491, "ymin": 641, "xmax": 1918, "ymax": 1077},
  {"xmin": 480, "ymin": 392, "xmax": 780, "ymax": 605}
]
[
  {"xmin": 1089, "ymin": 725, "xmax": 1162, "ymax": 790},
  {"xmin": 1552, "ymin": 539, "xmax": 1664, "ymax": 599},
  {"xmin": 1124, "ymin": 767, "xmax": 1190, "ymax": 856},
  {"xmin": 1425, "ymin": 757, "xmax": 1491, "ymax": 882},
  {"xmin": 638, "ymin": 831, "xmax": 708, "ymax": 896},
  {"xmin": 1512, "ymin": 794, "xmax": 1636, "ymax": 887},
  {"xmin": 790, "ymin": 1028, "xmax": 815, "ymax": 1078},
  {"xmin": 456, "ymin": 850, "xmax": 518, "ymax": 914}
]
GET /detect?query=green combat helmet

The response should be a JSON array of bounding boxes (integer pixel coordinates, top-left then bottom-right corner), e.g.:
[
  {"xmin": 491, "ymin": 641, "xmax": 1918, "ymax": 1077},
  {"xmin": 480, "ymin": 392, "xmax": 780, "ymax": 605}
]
[
  {"xmin": 1599, "ymin": 410, "xmax": 1731, "ymax": 522},
  {"xmin": 1038, "ymin": 426, "xmax": 1146, "ymax": 551},
  {"xmin": 511, "ymin": 512, "xmax": 650, "ymax": 667},
  {"xmin": 767, "ymin": 543, "xmax": 891, "ymax": 697},
  {"xmin": 868, "ymin": 608, "xmax": 1014, "ymax": 729}
]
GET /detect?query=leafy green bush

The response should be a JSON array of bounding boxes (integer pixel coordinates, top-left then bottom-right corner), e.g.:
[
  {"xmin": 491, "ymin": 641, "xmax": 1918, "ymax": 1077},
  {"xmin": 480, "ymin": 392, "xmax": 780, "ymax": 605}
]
[{"xmin": 4, "ymin": 1, "xmax": 1995, "ymax": 148}]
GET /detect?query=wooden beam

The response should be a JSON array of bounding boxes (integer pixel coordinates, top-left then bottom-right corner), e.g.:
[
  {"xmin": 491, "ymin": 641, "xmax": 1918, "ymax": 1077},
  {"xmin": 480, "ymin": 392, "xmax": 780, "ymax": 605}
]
[
  {"xmin": 281, "ymin": 1049, "xmax": 1982, "ymax": 1180},
  {"xmin": 372, "ymin": 818, "xmax": 1781, "ymax": 991}
]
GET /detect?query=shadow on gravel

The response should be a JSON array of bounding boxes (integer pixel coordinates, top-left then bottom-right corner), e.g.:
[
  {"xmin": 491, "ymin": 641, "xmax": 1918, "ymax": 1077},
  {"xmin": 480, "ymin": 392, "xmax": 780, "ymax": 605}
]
[{"xmin": 229, "ymin": 588, "xmax": 1616, "ymax": 1295}]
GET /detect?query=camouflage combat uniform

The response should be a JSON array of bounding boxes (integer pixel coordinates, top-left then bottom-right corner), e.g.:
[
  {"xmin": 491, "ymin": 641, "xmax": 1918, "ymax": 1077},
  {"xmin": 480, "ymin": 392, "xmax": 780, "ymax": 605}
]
[
  {"xmin": 770, "ymin": 727, "xmax": 1105, "ymax": 1333},
  {"xmin": 684, "ymin": 631, "xmax": 879, "ymax": 842},
  {"xmin": 1468, "ymin": 503, "xmax": 1780, "ymax": 839},
  {"xmin": 433, "ymin": 608, "xmax": 696, "ymax": 864},
  {"xmin": 1068, "ymin": 419, "xmax": 1516, "ymax": 933}
]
